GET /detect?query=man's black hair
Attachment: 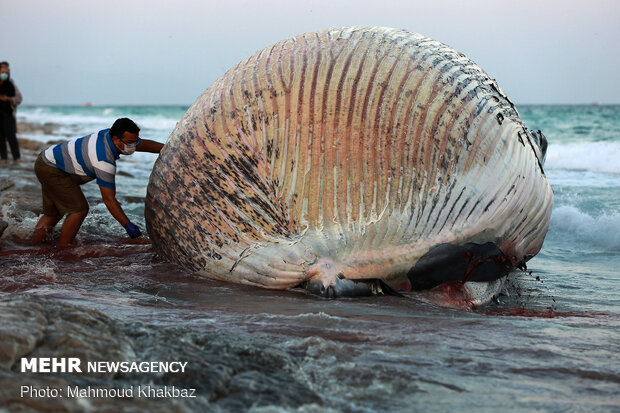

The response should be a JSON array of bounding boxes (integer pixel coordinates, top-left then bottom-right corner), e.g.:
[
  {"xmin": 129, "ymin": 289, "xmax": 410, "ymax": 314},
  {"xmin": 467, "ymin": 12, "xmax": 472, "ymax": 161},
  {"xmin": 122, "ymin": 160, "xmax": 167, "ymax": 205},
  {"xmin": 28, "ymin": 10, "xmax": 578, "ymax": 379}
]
[
  {"xmin": 0, "ymin": 62, "xmax": 9, "ymax": 67},
  {"xmin": 110, "ymin": 118, "xmax": 140, "ymax": 138}
]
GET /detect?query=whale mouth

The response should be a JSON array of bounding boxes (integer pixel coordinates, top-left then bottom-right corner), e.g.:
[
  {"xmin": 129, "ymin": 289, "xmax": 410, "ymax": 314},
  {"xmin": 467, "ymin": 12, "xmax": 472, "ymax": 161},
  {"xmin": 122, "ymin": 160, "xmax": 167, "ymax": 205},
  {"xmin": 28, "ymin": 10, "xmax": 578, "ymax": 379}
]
[
  {"xmin": 302, "ymin": 277, "xmax": 403, "ymax": 298},
  {"xmin": 421, "ymin": 277, "xmax": 507, "ymax": 309},
  {"xmin": 407, "ymin": 242, "xmax": 513, "ymax": 292}
]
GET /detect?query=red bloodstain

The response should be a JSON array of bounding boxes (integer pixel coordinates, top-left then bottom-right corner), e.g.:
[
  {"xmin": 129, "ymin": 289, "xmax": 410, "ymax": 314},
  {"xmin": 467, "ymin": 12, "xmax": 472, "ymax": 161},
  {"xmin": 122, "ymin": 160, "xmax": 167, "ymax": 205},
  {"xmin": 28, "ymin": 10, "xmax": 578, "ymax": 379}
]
[{"xmin": 482, "ymin": 307, "xmax": 613, "ymax": 319}]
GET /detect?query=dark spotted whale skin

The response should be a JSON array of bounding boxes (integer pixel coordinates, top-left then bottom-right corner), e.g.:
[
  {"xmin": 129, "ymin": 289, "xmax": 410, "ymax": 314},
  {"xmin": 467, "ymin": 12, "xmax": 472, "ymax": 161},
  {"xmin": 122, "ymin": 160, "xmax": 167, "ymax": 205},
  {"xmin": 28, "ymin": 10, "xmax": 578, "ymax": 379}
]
[{"xmin": 145, "ymin": 26, "xmax": 553, "ymax": 303}]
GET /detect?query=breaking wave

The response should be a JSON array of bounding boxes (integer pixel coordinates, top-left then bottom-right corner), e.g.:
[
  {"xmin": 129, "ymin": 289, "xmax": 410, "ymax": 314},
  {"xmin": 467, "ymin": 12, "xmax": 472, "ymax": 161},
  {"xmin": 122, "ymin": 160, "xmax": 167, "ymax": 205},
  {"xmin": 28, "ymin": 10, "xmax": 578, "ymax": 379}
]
[
  {"xmin": 549, "ymin": 205, "xmax": 620, "ymax": 250},
  {"xmin": 546, "ymin": 141, "xmax": 620, "ymax": 174}
]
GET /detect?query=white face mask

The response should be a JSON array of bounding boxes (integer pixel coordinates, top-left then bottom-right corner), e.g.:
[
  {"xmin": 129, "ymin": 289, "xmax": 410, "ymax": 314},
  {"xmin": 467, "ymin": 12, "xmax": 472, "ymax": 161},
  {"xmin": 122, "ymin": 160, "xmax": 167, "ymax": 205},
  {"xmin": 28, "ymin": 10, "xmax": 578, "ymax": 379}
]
[
  {"xmin": 120, "ymin": 142, "xmax": 136, "ymax": 155},
  {"xmin": 0, "ymin": 73, "xmax": 8, "ymax": 81}
]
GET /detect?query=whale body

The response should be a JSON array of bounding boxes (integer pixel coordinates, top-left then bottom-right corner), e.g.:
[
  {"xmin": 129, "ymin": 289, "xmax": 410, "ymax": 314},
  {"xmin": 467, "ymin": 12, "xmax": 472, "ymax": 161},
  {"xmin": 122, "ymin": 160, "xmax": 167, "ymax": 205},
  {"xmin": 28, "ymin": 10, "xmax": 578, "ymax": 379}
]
[{"xmin": 145, "ymin": 26, "xmax": 553, "ymax": 305}]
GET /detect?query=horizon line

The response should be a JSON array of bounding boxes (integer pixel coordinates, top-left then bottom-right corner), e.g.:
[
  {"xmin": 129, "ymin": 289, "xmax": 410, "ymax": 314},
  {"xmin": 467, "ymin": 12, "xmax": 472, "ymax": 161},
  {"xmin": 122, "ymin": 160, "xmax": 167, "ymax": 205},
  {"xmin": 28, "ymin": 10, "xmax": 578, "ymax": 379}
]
[{"xmin": 19, "ymin": 102, "xmax": 620, "ymax": 107}]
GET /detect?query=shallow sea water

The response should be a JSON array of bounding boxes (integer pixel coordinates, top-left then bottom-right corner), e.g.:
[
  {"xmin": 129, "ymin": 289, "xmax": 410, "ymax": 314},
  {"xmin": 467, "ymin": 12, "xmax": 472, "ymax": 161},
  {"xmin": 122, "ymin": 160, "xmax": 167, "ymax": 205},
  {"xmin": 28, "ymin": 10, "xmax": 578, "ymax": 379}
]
[{"xmin": 0, "ymin": 104, "xmax": 618, "ymax": 411}]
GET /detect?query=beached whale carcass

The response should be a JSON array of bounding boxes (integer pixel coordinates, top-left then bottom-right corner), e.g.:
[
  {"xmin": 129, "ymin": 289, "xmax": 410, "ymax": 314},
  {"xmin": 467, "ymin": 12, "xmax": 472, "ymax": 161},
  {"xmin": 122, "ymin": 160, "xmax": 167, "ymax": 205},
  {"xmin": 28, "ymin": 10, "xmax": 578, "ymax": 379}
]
[{"xmin": 145, "ymin": 26, "xmax": 553, "ymax": 305}]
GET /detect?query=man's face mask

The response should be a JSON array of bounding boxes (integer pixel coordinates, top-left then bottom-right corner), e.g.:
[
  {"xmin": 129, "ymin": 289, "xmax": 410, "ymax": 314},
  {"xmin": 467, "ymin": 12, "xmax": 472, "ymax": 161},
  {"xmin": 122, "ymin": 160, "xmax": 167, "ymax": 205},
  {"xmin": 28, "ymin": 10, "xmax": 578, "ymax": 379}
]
[
  {"xmin": 120, "ymin": 142, "xmax": 137, "ymax": 155},
  {"xmin": 118, "ymin": 137, "xmax": 140, "ymax": 155},
  {"xmin": 0, "ymin": 73, "xmax": 9, "ymax": 81}
]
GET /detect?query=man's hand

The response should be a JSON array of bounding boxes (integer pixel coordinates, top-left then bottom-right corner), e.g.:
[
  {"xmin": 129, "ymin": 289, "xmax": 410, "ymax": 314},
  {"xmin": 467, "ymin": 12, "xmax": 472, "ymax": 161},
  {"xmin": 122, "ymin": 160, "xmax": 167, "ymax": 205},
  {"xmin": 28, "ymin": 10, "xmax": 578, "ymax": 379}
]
[{"xmin": 123, "ymin": 221, "xmax": 142, "ymax": 238}]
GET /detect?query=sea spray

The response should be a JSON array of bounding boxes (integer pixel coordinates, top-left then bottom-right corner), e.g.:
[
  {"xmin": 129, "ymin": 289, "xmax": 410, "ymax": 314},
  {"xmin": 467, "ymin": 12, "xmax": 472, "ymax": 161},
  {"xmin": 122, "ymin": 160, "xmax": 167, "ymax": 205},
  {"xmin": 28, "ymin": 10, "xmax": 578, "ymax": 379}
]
[
  {"xmin": 550, "ymin": 205, "xmax": 620, "ymax": 250},
  {"xmin": 546, "ymin": 141, "xmax": 620, "ymax": 174}
]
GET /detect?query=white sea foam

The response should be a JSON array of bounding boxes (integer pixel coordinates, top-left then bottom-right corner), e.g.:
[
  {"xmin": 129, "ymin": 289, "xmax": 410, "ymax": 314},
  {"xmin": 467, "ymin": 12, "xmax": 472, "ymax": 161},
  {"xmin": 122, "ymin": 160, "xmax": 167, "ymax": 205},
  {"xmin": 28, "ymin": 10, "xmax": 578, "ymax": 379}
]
[
  {"xmin": 254, "ymin": 311, "xmax": 346, "ymax": 322},
  {"xmin": 0, "ymin": 200, "xmax": 40, "ymax": 238},
  {"xmin": 550, "ymin": 205, "xmax": 620, "ymax": 250},
  {"xmin": 13, "ymin": 258, "xmax": 59, "ymax": 280},
  {"xmin": 546, "ymin": 141, "xmax": 620, "ymax": 174}
]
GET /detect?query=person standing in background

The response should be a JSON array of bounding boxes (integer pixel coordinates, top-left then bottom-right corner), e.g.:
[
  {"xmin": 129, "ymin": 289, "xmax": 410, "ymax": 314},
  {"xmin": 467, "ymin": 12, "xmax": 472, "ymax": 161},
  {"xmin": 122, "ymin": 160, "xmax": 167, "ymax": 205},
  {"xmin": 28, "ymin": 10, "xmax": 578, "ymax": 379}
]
[{"xmin": 0, "ymin": 61, "xmax": 23, "ymax": 163}]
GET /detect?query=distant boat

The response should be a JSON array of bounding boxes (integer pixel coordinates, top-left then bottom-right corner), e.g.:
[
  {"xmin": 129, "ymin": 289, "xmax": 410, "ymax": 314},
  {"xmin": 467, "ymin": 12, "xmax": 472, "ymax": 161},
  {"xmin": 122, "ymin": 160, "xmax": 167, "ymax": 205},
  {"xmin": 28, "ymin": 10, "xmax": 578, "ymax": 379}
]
[
  {"xmin": 592, "ymin": 101, "xmax": 600, "ymax": 106},
  {"xmin": 81, "ymin": 102, "xmax": 94, "ymax": 107}
]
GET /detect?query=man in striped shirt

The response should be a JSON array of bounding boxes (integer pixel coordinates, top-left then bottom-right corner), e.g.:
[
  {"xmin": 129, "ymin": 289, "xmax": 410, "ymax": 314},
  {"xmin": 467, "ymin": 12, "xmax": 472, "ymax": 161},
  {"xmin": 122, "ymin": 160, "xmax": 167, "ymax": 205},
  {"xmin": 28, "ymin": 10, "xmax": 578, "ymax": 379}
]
[{"xmin": 31, "ymin": 118, "xmax": 164, "ymax": 246}]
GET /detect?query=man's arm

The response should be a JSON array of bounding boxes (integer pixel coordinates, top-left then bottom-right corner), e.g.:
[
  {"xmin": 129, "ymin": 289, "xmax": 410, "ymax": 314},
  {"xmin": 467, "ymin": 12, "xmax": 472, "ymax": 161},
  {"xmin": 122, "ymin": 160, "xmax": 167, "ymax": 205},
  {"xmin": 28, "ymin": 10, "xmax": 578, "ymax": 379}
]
[
  {"xmin": 99, "ymin": 185, "xmax": 130, "ymax": 226},
  {"xmin": 100, "ymin": 185, "xmax": 142, "ymax": 238},
  {"xmin": 137, "ymin": 139, "xmax": 164, "ymax": 153}
]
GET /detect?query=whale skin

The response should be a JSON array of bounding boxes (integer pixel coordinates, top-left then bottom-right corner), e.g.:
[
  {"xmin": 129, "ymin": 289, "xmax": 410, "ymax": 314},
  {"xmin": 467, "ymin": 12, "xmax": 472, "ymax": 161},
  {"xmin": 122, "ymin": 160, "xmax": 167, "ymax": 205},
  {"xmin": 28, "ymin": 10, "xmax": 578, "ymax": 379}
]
[{"xmin": 145, "ymin": 26, "xmax": 553, "ymax": 304}]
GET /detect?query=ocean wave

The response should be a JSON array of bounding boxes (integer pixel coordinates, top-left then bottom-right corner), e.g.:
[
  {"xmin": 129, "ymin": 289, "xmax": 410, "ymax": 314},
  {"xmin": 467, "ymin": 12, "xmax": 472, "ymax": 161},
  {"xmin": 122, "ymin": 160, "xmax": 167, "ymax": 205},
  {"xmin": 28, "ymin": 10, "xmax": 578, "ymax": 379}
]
[
  {"xmin": 549, "ymin": 205, "xmax": 620, "ymax": 250},
  {"xmin": 17, "ymin": 106, "xmax": 185, "ymax": 136},
  {"xmin": 546, "ymin": 141, "xmax": 620, "ymax": 174}
]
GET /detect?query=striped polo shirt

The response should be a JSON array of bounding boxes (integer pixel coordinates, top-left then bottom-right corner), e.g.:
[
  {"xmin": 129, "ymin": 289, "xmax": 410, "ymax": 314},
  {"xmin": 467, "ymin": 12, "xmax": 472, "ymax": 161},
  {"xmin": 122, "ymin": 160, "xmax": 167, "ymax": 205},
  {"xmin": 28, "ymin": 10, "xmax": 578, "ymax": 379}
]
[{"xmin": 42, "ymin": 128, "xmax": 120, "ymax": 190}]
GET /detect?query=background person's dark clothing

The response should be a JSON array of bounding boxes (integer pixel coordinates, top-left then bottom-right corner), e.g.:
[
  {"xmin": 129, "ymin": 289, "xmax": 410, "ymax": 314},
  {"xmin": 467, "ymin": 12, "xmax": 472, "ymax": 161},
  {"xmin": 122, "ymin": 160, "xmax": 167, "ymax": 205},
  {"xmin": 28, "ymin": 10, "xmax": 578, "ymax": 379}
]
[
  {"xmin": 0, "ymin": 78, "xmax": 22, "ymax": 160},
  {"xmin": 0, "ymin": 111, "xmax": 18, "ymax": 160}
]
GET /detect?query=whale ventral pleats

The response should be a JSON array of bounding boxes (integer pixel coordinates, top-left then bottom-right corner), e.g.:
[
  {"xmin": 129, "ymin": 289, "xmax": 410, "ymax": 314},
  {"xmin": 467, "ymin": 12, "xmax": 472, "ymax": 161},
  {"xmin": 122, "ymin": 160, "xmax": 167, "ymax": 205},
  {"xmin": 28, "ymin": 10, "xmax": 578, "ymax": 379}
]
[{"xmin": 144, "ymin": 26, "xmax": 553, "ymax": 304}]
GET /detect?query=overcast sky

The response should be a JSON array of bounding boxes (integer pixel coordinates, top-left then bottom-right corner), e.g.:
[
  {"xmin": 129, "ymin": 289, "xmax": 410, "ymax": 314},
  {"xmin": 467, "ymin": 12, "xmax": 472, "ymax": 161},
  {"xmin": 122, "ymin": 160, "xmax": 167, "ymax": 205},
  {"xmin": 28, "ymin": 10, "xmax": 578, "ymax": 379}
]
[{"xmin": 2, "ymin": 0, "xmax": 619, "ymax": 105}]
